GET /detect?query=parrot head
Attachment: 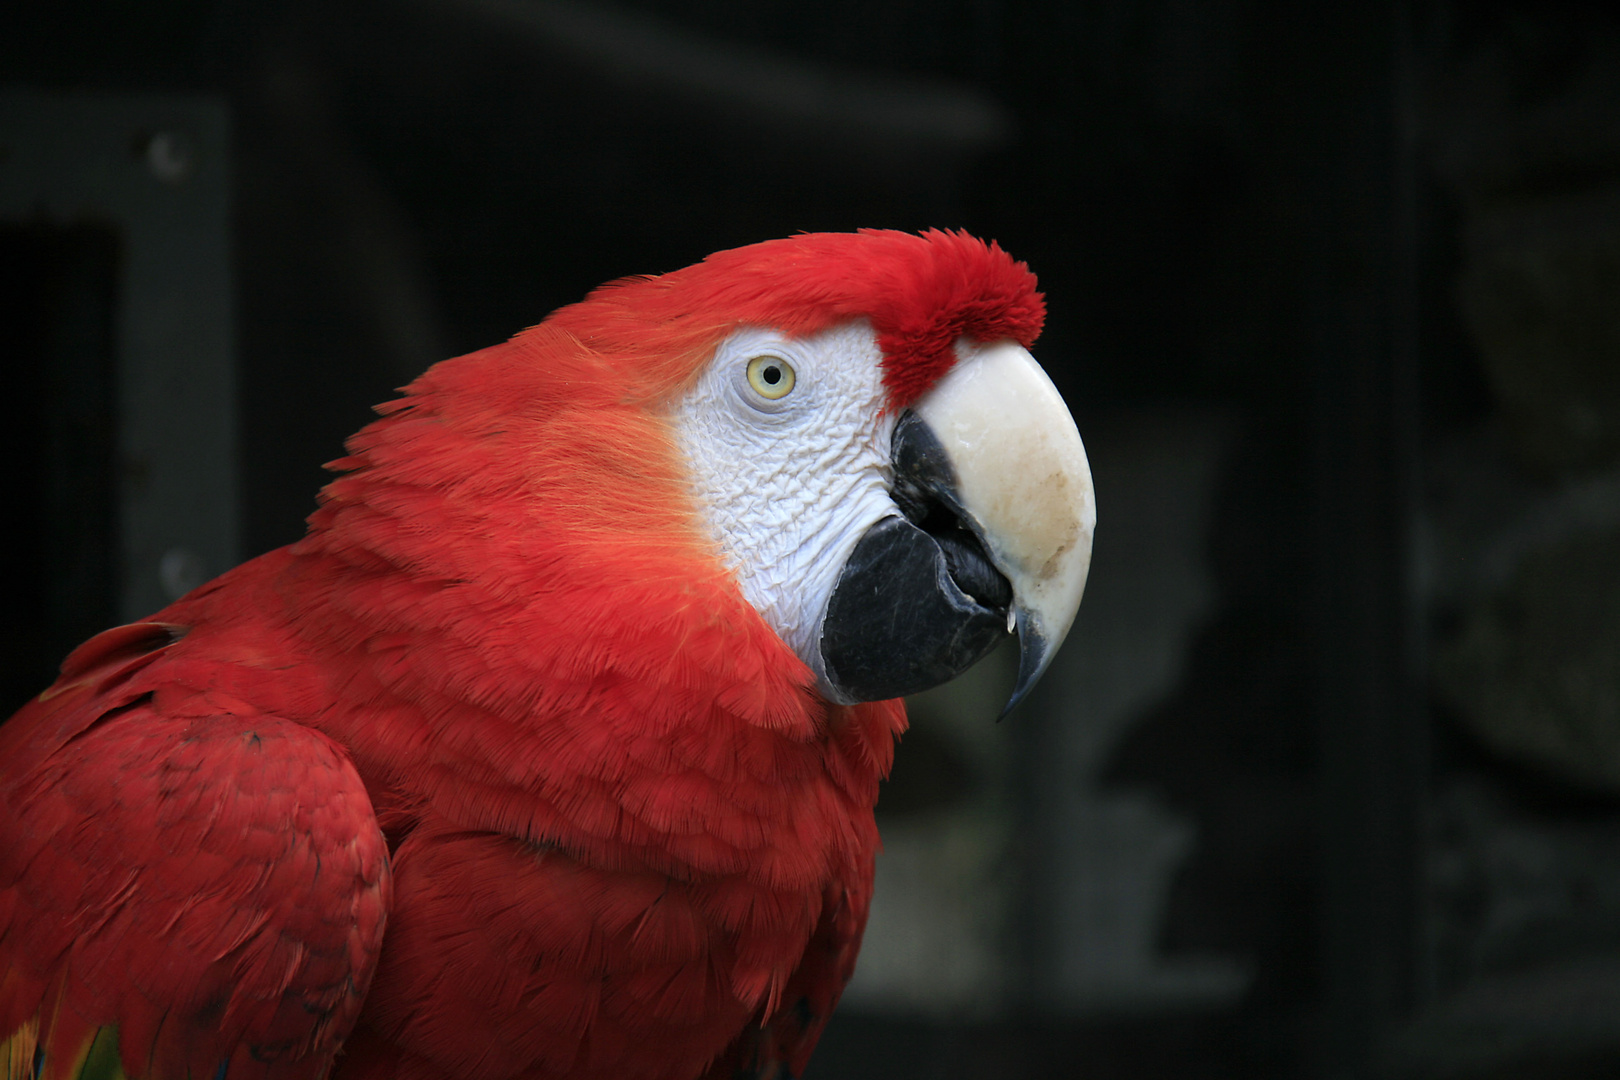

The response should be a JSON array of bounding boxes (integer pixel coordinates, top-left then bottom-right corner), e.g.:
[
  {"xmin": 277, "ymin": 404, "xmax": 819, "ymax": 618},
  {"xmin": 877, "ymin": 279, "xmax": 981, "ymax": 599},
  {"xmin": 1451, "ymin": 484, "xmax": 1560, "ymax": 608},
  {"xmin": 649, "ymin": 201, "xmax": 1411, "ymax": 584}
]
[
  {"xmin": 331, "ymin": 229, "xmax": 1092, "ymax": 718},
  {"xmin": 560, "ymin": 229, "xmax": 1095, "ymax": 714}
]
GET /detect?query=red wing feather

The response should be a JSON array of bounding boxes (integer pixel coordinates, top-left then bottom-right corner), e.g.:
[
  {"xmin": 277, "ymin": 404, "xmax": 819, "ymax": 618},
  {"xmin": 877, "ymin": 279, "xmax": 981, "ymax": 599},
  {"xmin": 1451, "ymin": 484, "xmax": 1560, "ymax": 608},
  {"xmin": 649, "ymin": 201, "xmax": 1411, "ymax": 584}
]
[{"xmin": 0, "ymin": 625, "xmax": 391, "ymax": 1080}]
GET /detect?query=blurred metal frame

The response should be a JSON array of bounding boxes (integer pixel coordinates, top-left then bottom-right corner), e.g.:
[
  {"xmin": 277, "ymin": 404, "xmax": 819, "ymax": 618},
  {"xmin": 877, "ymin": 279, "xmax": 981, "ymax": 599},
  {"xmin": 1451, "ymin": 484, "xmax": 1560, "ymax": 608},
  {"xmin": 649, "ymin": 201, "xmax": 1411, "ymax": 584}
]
[{"xmin": 0, "ymin": 89, "xmax": 236, "ymax": 621}]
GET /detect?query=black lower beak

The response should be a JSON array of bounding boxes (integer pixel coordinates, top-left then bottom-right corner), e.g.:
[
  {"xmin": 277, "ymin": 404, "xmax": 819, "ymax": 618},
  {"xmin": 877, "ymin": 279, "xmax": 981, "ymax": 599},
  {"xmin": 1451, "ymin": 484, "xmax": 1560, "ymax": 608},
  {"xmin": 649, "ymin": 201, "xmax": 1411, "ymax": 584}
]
[{"xmin": 818, "ymin": 413, "xmax": 1015, "ymax": 703}]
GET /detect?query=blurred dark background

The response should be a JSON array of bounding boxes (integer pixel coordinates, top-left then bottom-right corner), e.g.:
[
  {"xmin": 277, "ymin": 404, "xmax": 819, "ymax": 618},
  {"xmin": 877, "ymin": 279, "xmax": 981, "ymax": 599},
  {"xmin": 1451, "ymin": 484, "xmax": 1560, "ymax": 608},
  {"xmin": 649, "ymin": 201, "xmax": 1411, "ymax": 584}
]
[{"xmin": 6, "ymin": 1, "xmax": 1620, "ymax": 1077}]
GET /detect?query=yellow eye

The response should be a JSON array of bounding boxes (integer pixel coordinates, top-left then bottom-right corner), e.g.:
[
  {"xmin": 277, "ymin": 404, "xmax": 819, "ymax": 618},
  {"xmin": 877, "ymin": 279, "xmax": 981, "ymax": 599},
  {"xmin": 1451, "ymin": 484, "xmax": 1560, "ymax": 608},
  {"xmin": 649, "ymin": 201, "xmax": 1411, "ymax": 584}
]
[{"xmin": 746, "ymin": 355, "xmax": 796, "ymax": 400}]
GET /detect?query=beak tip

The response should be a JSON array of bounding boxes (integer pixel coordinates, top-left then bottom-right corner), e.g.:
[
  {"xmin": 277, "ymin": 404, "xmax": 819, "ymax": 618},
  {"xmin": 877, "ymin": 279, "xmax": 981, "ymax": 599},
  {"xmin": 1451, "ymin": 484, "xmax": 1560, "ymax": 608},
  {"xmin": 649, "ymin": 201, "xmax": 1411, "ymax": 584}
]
[{"xmin": 999, "ymin": 610, "xmax": 1050, "ymax": 720}]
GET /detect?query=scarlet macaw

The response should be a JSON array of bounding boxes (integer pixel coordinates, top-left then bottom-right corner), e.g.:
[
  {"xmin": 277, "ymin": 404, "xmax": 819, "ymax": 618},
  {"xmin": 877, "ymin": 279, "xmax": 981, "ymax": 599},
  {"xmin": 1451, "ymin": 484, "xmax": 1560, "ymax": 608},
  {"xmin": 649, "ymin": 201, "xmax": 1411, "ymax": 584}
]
[{"xmin": 0, "ymin": 229, "xmax": 1093, "ymax": 1080}]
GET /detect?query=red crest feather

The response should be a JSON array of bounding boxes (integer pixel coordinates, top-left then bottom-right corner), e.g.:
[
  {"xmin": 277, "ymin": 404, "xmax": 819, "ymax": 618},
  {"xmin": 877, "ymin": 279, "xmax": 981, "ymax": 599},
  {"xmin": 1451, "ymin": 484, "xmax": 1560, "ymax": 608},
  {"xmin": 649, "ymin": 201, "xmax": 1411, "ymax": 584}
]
[{"xmin": 542, "ymin": 228, "xmax": 1046, "ymax": 410}]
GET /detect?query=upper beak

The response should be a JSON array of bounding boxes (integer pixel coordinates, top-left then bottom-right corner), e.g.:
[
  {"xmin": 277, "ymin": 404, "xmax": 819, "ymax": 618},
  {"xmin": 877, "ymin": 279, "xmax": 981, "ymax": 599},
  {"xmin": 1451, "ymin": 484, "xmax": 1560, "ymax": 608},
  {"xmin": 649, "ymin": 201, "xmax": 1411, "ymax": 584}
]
[
  {"xmin": 911, "ymin": 340, "xmax": 1095, "ymax": 714},
  {"xmin": 816, "ymin": 339, "xmax": 1094, "ymax": 715}
]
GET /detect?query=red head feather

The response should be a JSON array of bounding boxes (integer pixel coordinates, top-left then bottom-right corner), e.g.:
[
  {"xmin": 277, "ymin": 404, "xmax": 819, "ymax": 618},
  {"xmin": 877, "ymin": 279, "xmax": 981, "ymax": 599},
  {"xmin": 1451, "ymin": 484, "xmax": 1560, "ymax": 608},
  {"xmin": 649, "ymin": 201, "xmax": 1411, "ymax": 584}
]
[{"xmin": 543, "ymin": 228, "xmax": 1046, "ymax": 410}]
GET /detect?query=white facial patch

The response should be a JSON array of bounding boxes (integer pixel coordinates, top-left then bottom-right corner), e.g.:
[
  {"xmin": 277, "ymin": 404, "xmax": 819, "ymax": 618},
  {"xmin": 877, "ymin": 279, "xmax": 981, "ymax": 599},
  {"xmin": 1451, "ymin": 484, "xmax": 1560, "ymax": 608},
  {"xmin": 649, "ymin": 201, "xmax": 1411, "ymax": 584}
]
[{"xmin": 670, "ymin": 321, "xmax": 897, "ymax": 690}]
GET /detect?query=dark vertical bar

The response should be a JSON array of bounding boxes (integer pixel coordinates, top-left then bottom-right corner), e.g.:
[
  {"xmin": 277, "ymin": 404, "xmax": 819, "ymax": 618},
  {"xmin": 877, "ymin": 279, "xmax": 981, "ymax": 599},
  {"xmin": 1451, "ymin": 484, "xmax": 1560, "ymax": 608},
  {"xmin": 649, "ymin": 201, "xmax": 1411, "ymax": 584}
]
[
  {"xmin": 1309, "ymin": 1, "xmax": 1426, "ymax": 1075},
  {"xmin": 42, "ymin": 226, "xmax": 122, "ymax": 667},
  {"xmin": 0, "ymin": 224, "xmax": 121, "ymax": 712},
  {"xmin": 0, "ymin": 227, "xmax": 49, "ymax": 714}
]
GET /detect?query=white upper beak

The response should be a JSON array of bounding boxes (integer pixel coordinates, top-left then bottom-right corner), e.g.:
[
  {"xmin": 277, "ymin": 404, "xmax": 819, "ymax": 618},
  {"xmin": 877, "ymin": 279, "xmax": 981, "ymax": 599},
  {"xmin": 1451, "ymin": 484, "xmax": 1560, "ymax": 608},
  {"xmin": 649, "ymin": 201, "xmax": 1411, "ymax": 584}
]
[{"xmin": 911, "ymin": 340, "xmax": 1096, "ymax": 710}]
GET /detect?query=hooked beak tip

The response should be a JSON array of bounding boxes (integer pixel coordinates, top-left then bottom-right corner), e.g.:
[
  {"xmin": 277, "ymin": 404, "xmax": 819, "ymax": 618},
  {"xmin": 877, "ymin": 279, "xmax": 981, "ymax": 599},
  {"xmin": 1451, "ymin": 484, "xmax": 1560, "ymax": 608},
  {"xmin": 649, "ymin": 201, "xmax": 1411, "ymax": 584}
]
[{"xmin": 999, "ymin": 610, "xmax": 1050, "ymax": 720}]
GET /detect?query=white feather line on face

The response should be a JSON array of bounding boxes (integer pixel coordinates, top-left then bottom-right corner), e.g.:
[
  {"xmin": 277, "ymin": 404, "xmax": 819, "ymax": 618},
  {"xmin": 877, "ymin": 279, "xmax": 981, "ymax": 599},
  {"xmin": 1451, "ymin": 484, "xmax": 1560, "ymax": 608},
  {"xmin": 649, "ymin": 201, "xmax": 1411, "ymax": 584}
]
[{"xmin": 670, "ymin": 321, "xmax": 897, "ymax": 693}]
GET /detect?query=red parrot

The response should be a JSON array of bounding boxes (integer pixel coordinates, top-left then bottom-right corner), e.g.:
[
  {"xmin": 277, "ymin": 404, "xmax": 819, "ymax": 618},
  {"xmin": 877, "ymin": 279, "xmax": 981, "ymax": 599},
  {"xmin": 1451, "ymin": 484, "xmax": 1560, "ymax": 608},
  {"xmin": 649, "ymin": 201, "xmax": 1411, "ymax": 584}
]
[{"xmin": 0, "ymin": 230, "xmax": 1094, "ymax": 1080}]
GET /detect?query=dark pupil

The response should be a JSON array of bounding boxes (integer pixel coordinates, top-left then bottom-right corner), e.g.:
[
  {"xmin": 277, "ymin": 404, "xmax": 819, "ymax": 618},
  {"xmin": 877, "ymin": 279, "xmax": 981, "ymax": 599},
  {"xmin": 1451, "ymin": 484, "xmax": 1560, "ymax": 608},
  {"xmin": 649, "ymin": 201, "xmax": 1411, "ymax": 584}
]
[{"xmin": 762, "ymin": 365, "xmax": 781, "ymax": 385}]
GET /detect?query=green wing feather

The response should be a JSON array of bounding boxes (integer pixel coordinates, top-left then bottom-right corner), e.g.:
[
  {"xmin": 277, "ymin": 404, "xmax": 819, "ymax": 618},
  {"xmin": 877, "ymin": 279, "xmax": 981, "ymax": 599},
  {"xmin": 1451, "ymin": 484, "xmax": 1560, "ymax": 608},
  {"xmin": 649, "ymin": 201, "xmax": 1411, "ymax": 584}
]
[{"xmin": 1, "ymin": 1022, "xmax": 126, "ymax": 1080}]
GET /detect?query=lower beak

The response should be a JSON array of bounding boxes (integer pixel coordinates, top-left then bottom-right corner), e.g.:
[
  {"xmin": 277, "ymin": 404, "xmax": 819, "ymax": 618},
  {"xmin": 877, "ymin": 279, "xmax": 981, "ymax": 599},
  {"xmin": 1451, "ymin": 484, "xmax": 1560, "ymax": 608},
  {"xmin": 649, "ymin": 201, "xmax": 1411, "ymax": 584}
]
[{"xmin": 817, "ymin": 340, "xmax": 1095, "ymax": 715}]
